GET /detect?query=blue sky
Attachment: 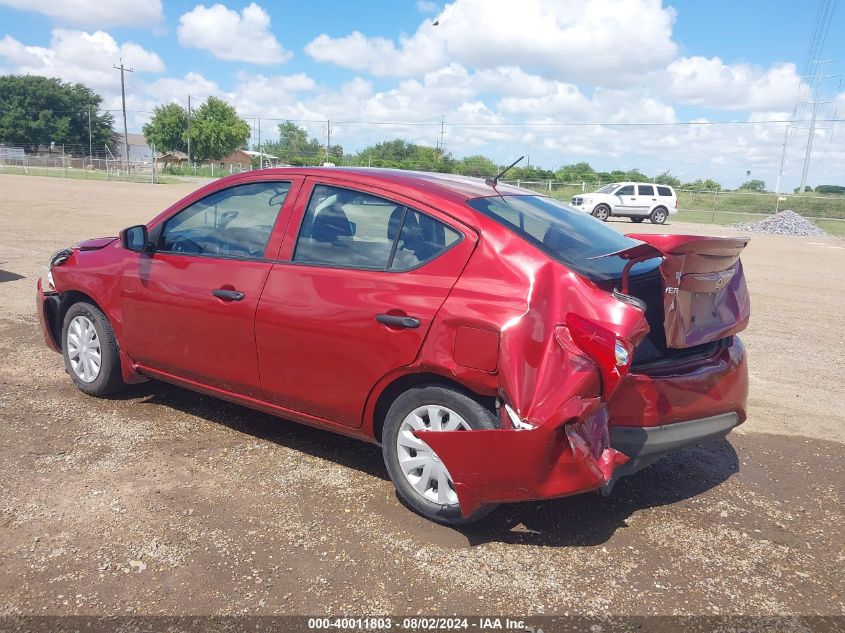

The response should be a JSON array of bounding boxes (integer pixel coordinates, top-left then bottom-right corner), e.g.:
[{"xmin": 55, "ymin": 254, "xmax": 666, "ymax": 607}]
[{"xmin": 1, "ymin": 0, "xmax": 842, "ymax": 187}]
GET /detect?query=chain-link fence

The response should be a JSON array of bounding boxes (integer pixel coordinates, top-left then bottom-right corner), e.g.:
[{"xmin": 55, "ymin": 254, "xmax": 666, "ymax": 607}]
[
  {"xmin": 0, "ymin": 149, "xmax": 159, "ymax": 183},
  {"xmin": 3, "ymin": 145, "xmax": 844, "ymax": 229}
]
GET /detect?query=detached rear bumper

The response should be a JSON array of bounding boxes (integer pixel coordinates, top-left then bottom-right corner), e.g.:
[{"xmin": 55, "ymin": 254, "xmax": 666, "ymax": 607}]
[{"xmin": 608, "ymin": 412, "xmax": 740, "ymax": 482}]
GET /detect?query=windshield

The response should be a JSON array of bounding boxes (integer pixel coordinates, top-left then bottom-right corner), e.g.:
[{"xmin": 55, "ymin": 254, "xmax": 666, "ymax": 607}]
[
  {"xmin": 596, "ymin": 184, "xmax": 618, "ymax": 194},
  {"xmin": 466, "ymin": 195, "xmax": 660, "ymax": 281}
]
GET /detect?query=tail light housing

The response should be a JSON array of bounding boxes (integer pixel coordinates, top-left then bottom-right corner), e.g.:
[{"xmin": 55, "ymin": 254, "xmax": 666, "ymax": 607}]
[{"xmin": 555, "ymin": 314, "xmax": 634, "ymax": 398}]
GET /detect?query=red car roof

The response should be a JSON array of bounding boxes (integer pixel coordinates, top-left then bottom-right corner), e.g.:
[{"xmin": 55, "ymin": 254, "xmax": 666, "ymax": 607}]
[{"xmin": 241, "ymin": 167, "xmax": 530, "ymax": 204}]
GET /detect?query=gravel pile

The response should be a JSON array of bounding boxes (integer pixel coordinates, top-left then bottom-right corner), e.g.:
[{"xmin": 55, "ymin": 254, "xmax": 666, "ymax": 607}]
[{"xmin": 733, "ymin": 210, "xmax": 828, "ymax": 236}]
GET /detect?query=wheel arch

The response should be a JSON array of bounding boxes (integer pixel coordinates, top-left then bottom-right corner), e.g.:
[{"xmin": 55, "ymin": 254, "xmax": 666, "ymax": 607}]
[
  {"xmin": 55, "ymin": 290, "xmax": 103, "ymax": 351},
  {"xmin": 55, "ymin": 289, "xmax": 146, "ymax": 384},
  {"xmin": 370, "ymin": 371, "xmax": 497, "ymax": 444}
]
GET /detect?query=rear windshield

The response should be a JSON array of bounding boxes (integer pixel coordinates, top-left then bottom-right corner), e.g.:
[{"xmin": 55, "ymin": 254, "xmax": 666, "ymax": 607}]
[{"xmin": 467, "ymin": 195, "xmax": 660, "ymax": 281}]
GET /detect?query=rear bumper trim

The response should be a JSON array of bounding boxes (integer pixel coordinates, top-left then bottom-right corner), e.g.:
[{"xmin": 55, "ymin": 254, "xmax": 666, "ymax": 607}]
[{"xmin": 607, "ymin": 412, "xmax": 740, "ymax": 487}]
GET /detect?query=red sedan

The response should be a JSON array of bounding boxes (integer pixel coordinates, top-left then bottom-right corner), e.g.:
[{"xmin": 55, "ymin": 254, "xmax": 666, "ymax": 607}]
[{"xmin": 37, "ymin": 168, "xmax": 750, "ymax": 524}]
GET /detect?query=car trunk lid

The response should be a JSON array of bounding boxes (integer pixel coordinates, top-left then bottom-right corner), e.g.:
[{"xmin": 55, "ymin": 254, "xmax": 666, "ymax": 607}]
[{"xmin": 607, "ymin": 234, "xmax": 750, "ymax": 349}]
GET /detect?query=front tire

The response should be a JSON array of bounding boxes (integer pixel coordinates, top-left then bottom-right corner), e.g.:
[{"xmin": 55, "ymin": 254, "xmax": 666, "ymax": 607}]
[
  {"xmin": 650, "ymin": 207, "xmax": 668, "ymax": 224},
  {"xmin": 592, "ymin": 204, "xmax": 611, "ymax": 221},
  {"xmin": 61, "ymin": 301, "xmax": 125, "ymax": 397},
  {"xmin": 382, "ymin": 384, "xmax": 499, "ymax": 524}
]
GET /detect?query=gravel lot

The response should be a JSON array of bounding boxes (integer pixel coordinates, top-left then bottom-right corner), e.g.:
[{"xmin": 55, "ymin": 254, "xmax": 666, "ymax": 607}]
[{"xmin": 0, "ymin": 175, "xmax": 843, "ymax": 619}]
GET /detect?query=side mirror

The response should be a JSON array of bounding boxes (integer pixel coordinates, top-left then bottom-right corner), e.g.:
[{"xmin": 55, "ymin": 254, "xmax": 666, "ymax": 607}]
[{"xmin": 120, "ymin": 225, "xmax": 153, "ymax": 253}]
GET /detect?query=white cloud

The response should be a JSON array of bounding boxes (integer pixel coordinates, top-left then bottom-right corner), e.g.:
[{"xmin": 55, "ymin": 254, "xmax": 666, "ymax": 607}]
[
  {"xmin": 305, "ymin": 0, "xmax": 677, "ymax": 83},
  {"xmin": 416, "ymin": 0, "xmax": 439, "ymax": 12},
  {"xmin": 0, "ymin": 0, "xmax": 163, "ymax": 28},
  {"xmin": 177, "ymin": 3, "xmax": 291, "ymax": 65},
  {"xmin": 0, "ymin": 29, "xmax": 164, "ymax": 93},
  {"xmin": 667, "ymin": 56, "xmax": 805, "ymax": 111},
  {"xmin": 144, "ymin": 72, "xmax": 222, "ymax": 105}
]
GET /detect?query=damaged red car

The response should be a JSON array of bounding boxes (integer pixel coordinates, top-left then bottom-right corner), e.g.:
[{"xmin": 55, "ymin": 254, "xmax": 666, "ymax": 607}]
[{"xmin": 37, "ymin": 168, "xmax": 750, "ymax": 524}]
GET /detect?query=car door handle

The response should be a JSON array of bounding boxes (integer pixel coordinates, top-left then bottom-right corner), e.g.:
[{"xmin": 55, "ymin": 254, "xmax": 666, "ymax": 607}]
[
  {"xmin": 376, "ymin": 314, "xmax": 421, "ymax": 329},
  {"xmin": 212, "ymin": 289, "xmax": 245, "ymax": 301}
]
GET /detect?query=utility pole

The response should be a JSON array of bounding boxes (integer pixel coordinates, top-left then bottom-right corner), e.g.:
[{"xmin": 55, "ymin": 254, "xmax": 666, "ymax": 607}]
[
  {"xmin": 257, "ymin": 117, "xmax": 262, "ymax": 169},
  {"xmin": 187, "ymin": 95, "xmax": 192, "ymax": 166},
  {"xmin": 438, "ymin": 115, "xmax": 445, "ymax": 155},
  {"xmin": 326, "ymin": 120, "xmax": 331, "ymax": 164},
  {"xmin": 774, "ymin": 124, "xmax": 789, "ymax": 195},
  {"xmin": 87, "ymin": 109, "xmax": 92, "ymax": 161},
  {"xmin": 113, "ymin": 59, "xmax": 134, "ymax": 167},
  {"xmin": 799, "ymin": 60, "xmax": 834, "ymax": 193}
]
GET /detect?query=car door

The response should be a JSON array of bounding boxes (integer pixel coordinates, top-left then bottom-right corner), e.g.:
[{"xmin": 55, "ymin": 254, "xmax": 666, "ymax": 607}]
[
  {"xmin": 636, "ymin": 184, "xmax": 658, "ymax": 216},
  {"xmin": 612, "ymin": 184, "xmax": 638, "ymax": 214},
  {"xmin": 120, "ymin": 179, "xmax": 300, "ymax": 397},
  {"xmin": 254, "ymin": 180, "xmax": 477, "ymax": 428}
]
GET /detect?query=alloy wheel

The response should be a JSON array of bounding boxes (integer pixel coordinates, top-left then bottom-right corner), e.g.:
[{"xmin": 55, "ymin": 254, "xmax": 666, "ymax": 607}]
[{"xmin": 396, "ymin": 405, "xmax": 470, "ymax": 506}]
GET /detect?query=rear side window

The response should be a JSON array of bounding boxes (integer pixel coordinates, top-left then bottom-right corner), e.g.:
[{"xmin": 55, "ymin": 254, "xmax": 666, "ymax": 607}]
[
  {"xmin": 160, "ymin": 181, "xmax": 290, "ymax": 259},
  {"xmin": 657, "ymin": 186, "xmax": 673, "ymax": 196},
  {"xmin": 391, "ymin": 210, "xmax": 460, "ymax": 270},
  {"xmin": 467, "ymin": 195, "xmax": 660, "ymax": 282},
  {"xmin": 638, "ymin": 185, "xmax": 655, "ymax": 196},
  {"xmin": 293, "ymin": 185, "xmax": 459, "ymax": 271}
]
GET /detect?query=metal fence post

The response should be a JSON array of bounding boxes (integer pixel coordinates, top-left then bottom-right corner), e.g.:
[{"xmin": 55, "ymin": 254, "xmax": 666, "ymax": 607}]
[{"xmin": 710, "ymin": 190, "xmax": 718, "ymax": 222}]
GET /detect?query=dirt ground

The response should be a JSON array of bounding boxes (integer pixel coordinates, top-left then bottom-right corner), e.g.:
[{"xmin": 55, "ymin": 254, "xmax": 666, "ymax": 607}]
[{"xmin": 0, "ymin": 175, "xmax": 843, "ymax": 620}]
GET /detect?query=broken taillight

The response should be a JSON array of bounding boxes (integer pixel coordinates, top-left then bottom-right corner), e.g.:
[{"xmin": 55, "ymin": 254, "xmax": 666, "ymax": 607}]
[{"xmin": 555, "ymin": 314, "xmax": 634, "ymax": 398}]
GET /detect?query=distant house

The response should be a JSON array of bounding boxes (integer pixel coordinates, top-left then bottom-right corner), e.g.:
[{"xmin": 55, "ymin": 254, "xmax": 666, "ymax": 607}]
[
  {"xmin": 155, "ymin": 150, "xmax": 188, "ymax": 170},
  {"xmin": 115, "ymin": 133, "xmax": 153, "ymax": 163},
  {"xmin": 206, "ymin": 149, "xmax": 280, "ymax": 173}
]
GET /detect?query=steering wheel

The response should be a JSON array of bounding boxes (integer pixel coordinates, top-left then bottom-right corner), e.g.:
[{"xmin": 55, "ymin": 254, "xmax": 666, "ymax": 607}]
[{"xmin": 172, "ymin": 237, "xmax": 203, "ymax": 253}]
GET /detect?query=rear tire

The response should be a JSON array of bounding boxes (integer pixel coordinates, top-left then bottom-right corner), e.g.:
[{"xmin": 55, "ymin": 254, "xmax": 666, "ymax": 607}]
[
  {"xmin": 649, "ymin": 206, "xmax": 668, "ymax": 224},
  {"xmin": 592, "ymin": 204, "xmax": 611, "ymax": 221},
  {"xmin": 630, "ymin": 217, "xmax": 645, "ymax": 223},
  {"xmin": 382, "ymin": 384, "xmax": 499, "ymax": 524},
  {"xmin": 61, "ymin": 301, "xmax": 125, "ymax": 397}
]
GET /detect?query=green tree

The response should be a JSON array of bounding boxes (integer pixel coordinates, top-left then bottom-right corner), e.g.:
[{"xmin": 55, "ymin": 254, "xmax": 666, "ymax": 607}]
[
  {"xmin": 189, "ymin": 96, "xmax": 250, "ymax": 161},
  {"xmin": 555, "ymin": 161, "xmax": 598, "ymax": 183},
  {"xmin": 510, "ymin": 165, "xmax": 554, "ymax": 180},
  {"xmin": 142, "ymin": 103, "xmax": 188, "ymax": 154},
  {"xmin": 654, "ymin": 170, "xmax": 682, "ymax": 187},
  {"xmin": 264, "ymin": 121, "xmax": 322, "ymax": 164},
  {"xmin": 813, "ymin": 185, "xmax": 844, "ymax": 194},
  {"xmin": 0, "ymin": 75, "xmax": 115, "ymax": 154},
  {"xmin": 454, "ymin": 154, "xmax": 498, "ymax": 177},
  {"xmin": 738, "ymin": 179, "xmax": 766, "ymax": 192},
  {"xmin": 682, "ymin": 178, "xmax": 723, "ymax": 191},
  {"xmin": 354, "ymin": 139, "xmax": 453, "ymax": 172}
]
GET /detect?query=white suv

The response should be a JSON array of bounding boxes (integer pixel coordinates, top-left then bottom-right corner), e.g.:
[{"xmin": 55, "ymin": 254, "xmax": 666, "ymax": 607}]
[{"xmin": 570, "ymin": 182, "xmax": 678, "ymax": 224}]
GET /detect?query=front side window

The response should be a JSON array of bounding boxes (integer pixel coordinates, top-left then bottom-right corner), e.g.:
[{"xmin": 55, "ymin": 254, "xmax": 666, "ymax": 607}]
[
  {"xmin": 616, "ymin": 185, "xmax": 635, "ymax": 196},
  {"xmin": 467, "ymin": 195, "xmax": 660, "ymax": 282},
  {"xmin": 160, "ymin": 182, "xmax": 290, "ymax": 259},
  {"xmin": 293, "ymin": 185, "xmax": 459, "ymax": 270},
  {"xmin": 638, "ymin": 184, "xmax": 655, "ymax": 196}
]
